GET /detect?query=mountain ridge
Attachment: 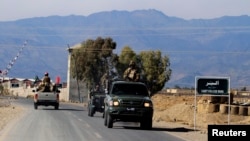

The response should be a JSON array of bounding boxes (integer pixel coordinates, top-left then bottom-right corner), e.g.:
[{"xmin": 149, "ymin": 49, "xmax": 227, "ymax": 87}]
[{"xmin": 0, "ymin": 9, "xmax": 250, "ymax": 88}]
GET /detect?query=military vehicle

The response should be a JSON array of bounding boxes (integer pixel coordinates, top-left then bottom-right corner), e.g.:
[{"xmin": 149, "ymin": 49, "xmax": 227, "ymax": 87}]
[
  {"xmin": 103, "ymin": 80, "xmax": 153, "ymax": 129},
  {"xmin": 87, "ymin": 91, "xmax": 106, "ymax": 117},
  {"xmin": 33, "ymin": 85, "xmax": 60, "ymax": 110}
]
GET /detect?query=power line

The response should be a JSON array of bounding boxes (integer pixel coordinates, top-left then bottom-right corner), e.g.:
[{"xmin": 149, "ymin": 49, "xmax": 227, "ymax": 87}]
[{"xmin": 1, "ymin": 44, "xmax": 250, "ymax": 54}]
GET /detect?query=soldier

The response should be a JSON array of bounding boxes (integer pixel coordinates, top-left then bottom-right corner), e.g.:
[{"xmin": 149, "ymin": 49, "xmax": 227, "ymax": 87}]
[
  {"xmin": 94, "ymin": 84, "xmax": 101, "ymax": 92},
  {"xmin": 123, "ymin": 60, "xmax": 140, "ymax": 82},
  {"xmin": 42, "ymin": 72, "xmax": 51, "ymax": 86},
  {"xmin": 101, "ymin": 73, "xmax": 109, "ymax": 93},
  {"xmin": 37, "ymin": 72, "xmax": 51, "ymax": 92}
]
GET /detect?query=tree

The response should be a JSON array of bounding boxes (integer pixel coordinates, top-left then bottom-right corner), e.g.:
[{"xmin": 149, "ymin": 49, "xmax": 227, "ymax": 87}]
[
  {"xmin": 0, "ymin": 83, "xmax": 3, "ymax": 94},
  {"xmin": 71, "ymin": 37, "xmax": 116, "ymax": 90},
  {"xmin": 139, "ymin": 50, "xmax": 171, "ymax": 95},
  {"xmin": 241, "ymin": 87, "xmax": 247, "ymax": 91},
  {"xmin": 116, "ymin": 47, "xmax": 171, "ymax": 95},
  {"xmin": 70, "ymin": 38, "xmax": 171, "ymax": 95},
  {"xmin": 34, "ymin": 75, "xmax": 40, "ymax": 84},
  {"xmin": 115, "ymin": 46, "xmax": 137, "ymax": 78}
]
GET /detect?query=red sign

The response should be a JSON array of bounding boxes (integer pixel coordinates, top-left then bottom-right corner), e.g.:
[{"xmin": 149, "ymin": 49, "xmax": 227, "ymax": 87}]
[{"xmin": 55, "ymin": 76, "xmax": 61, "ymax": 84}]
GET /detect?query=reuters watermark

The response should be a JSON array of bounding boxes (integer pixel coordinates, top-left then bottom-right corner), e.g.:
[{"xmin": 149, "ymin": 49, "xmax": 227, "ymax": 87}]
[{"xmin": 208, "ymin": 125, "xmax": 250, "ymax": 140}]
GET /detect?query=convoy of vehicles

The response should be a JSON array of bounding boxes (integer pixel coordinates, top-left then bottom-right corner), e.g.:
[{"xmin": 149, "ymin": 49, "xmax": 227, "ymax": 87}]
[{"xmin": 32, "ymin": 69, "xmax": 153, "ymax": 130}]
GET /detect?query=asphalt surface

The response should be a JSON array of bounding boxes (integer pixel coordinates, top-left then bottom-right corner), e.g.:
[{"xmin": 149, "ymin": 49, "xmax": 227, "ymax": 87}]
[{"xmin": 0, "ymin": 98, "xmax": 187, "ymax": 141}]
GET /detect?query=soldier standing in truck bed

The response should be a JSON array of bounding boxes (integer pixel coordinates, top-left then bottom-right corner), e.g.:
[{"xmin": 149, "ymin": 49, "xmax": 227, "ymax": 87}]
[
  {"xmin": 123, "ymin": 60, "xmax": 140, "ymax": 82},
  {"xmin": 37, "ymin": 72, "xmax": 51, "ymax": 92},
  {"xmin": 42, "ymin": 72, "xmax": 51, "ymax": 86}
]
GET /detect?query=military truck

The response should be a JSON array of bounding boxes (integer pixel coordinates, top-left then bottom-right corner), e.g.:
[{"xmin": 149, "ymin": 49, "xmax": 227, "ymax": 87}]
[
  {"xmin": 103, "ymin": 80, "xmax": 153, "ymax": 130},
  {"xmin": 33, "ymin": 85, "xmax": 60, "ymax": 110},
  {"xmin": 87, "ymin": 91, "xmax": 105, "ymax": 117}
]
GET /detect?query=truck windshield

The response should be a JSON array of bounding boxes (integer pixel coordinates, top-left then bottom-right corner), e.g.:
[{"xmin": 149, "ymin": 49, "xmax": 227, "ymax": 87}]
[{"xmin": 112, "ymin": 84, "xmax": 149, "ymax": 96}]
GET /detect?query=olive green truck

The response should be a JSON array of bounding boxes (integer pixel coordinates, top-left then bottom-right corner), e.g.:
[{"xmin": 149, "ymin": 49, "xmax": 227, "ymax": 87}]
[{"xmin": 104, "ymin": 80, "xmax": 153, "ymax": 130}]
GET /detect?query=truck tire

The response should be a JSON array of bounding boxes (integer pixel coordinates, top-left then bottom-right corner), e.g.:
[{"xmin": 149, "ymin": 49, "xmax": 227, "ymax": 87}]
[
  {"xmin": 88, "ymin": 107, "xmax": 91, "ymax": 116},
  {"xmin": 34, "ymin": 103, "xmax": 38, "ymax": 110},
  {"xmin": 107, "ymin": 114, "xmax": 113, "ymax": 128},
  {"xmin": 140, "ymin": 117, "xmax": 152, "ymax": 130},
  {"xmin": 90, "ymin": 108, "xmax": 94, "ymax": 117},
  {"xmin": 104, "ymin": 112, "xmax": 107, "ymax": 126},
  {"xmin": 54, "ymin": 104, "xmax": 59, "ymax": 110}
]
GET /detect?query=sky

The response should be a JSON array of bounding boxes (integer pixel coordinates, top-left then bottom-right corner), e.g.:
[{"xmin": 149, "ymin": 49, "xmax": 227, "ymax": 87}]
[{"xmin": 0, "ymin": 0, "xmax": 250, "ymax": 21}]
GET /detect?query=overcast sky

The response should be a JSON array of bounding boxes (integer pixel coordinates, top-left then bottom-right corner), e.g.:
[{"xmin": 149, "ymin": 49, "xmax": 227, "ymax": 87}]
[{"xmin": 0, "ymin": 0, "xmax": 250, "ymax": 21}]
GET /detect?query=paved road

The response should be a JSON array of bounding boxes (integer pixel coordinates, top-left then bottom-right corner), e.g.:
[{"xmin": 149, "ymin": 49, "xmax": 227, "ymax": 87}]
[{"xmin": 0, "ymin": 98, "xmax": 187, "ymax": 141}]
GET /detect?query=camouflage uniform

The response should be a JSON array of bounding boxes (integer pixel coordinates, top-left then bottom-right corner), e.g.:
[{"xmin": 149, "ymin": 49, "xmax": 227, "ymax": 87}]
[
  {"xmin": 38, "ymin": 72, "xmax": 51, "ymax": 92},
  {"xmin": 101, "ymin": 73, "xmax": 109, "ymax": 91},
  {"xmin": 42, "ymin": 76, "xmax": 51, "ymax": 86},
  {"xmin": 123, "ymin": 61, "xmax": 140, "ymax": 82}
]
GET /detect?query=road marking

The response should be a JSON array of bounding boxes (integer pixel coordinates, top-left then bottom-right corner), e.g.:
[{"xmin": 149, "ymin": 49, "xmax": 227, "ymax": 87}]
[
  {"xmin": 85, "ymin": 123, "xmax": 90, "ymax": 128},
  {"xmin": 94, "ymin": 132, "xmax": 102, "ymax": 139},
  {"xmin": 78, "ymin": 118, "xmax": 91, "ymax": 127}
]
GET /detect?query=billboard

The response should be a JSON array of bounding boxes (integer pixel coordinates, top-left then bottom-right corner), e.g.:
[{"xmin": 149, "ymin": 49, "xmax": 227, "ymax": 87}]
[{"xmin": 196, "ymin": 77, "xmax": 229, "ymax": 95}]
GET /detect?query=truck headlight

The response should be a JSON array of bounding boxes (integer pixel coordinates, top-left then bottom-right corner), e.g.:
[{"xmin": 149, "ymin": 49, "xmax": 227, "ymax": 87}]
[
  {"xmin": 144, "ymin": 102, "xmax": 152, "ymax": 107},
  {"xmin": 113, "ymin": 101, "xmax": 119, "ymax": 106},
  {"xmin": 109, "ymin": 100, "xmax": 119, "ymax": 106}
]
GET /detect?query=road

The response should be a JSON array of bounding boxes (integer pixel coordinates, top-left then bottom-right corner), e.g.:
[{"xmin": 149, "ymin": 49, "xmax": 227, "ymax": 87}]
[{"xmin": 0, "ymin": 98, "xmax": 187, "ymax": 141}]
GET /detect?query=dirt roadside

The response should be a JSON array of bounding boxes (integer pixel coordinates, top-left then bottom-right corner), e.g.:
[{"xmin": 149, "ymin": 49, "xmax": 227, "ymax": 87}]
[
  {"xmin": 0, "ymin": 98, "xmax": 23, "ymax": 131},
  {"xmin": 152, "ymin": 93, "xmax": 250, "ymax": 141}
]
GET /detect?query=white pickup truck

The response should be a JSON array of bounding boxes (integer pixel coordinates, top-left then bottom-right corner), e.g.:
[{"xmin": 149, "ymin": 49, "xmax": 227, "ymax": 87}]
[{"xmin": 33, "ymin": 85, "xmax": 60, "ymax": 110}]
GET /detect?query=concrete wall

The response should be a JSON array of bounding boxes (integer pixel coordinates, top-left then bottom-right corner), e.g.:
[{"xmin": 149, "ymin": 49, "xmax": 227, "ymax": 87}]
[{"xmin": 67, "ymin": 46, "xmax": 88, "ymax": 103}]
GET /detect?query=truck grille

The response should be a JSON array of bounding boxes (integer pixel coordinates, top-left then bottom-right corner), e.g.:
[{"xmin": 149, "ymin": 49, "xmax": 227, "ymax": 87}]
[{"xmin": 120, "ymin": 99, "xmax": 143, "ymax": 106}]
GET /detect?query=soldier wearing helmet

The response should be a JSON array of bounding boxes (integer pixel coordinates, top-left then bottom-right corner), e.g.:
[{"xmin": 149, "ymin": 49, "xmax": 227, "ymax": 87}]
[
  {"xmin": 42, "ymin": 72, "xmax": 51, "ymax": 86},
  {"xmin": 37, "ymin": 72, "xmax": 51, "ymax": 92},
  {"xmin": 123, "ymin": 60, "xmax": 140, "ymax": 82}
]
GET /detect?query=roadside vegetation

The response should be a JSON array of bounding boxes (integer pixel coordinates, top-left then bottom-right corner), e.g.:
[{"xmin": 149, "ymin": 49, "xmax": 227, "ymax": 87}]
[{"xmin": 70, "ymin": 37, "xmax": 172, "ymax": 95}]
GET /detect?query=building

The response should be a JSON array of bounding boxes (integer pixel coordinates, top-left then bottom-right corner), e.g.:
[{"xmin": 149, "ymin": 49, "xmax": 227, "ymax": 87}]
[{"xmin": 67, "ymin": 44, "xmax": 88, "ymax": 103}]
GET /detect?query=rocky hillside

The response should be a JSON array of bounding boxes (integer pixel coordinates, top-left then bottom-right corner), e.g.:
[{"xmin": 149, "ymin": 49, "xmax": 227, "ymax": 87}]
[{"xmin": 1, "ymin": 10, "xmax": 250, "ymax": 88}]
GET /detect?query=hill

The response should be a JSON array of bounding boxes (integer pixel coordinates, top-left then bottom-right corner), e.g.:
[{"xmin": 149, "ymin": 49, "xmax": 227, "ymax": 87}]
[{"xmin": 1, "ymin": 9, "xmax": 250, "ymax": 88}]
